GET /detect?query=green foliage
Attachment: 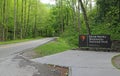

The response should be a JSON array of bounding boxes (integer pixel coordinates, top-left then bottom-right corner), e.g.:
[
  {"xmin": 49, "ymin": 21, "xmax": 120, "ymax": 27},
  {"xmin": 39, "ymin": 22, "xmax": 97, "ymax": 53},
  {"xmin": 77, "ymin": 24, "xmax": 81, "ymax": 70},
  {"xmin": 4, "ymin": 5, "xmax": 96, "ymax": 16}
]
[
  {"xmin": 0, "ymin": 0, "xmax": 54, "ymax": 41},
  {"xmin": 61, "ymin": 27, "xmax": 79, "ymax": 46},
  {"xmin": 0, "ymin": 0, "xmax": 119, "ymax": 46},
  {"xmin": 90, "ymin": 0, "xmax": 120, "ymax": 40}
]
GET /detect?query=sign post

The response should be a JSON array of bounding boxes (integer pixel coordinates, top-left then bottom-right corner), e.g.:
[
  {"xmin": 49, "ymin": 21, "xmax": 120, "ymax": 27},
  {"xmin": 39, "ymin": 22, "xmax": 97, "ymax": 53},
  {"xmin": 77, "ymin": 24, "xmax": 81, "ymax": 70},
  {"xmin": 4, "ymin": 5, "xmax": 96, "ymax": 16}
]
[{"xmin": 79, "ymin": 35, "xmax": 112, "ymax": 48}]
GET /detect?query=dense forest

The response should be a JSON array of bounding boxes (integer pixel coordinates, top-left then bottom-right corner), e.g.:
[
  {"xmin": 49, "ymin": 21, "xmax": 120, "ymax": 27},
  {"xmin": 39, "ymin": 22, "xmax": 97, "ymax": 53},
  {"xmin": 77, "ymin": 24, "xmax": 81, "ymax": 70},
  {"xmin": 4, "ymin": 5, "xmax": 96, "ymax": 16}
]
[
  {"xmin": 0, "ymin": 0, "xmax": 51, "ymax": 41},
  {"xmin": 0, "ymin": 0, "xmax": 120, "ymax": 45}
]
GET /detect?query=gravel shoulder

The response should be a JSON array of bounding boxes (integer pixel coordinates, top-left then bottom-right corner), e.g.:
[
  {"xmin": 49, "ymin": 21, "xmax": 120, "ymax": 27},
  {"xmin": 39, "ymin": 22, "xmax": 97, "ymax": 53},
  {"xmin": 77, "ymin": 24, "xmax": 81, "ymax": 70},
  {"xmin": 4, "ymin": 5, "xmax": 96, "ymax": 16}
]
[{"xmin": 20, "ymin": 48, "xmax": 40, "ymax": 59}]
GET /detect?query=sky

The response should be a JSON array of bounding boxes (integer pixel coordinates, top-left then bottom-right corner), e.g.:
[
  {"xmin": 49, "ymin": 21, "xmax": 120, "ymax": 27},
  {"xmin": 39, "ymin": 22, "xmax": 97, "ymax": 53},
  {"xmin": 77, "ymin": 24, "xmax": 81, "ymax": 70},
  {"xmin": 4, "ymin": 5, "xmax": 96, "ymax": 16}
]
[
  {"xmin": 40, "ymin": 0, "xmax": 55, "ymax": 5},
  {"xmin": 40, "ymin": 0, "xmax": 96, "ymax": 7}
]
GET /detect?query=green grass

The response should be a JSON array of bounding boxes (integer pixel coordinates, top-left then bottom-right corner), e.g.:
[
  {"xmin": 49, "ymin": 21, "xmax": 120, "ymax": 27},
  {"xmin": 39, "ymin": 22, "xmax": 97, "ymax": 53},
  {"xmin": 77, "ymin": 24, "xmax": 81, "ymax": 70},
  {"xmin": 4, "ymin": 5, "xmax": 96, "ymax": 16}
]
[
  {"xmin": 0, "ymin": 37, "xmax": 42, "ymax": 45},
  {"xmin": 34, "ymin": 38, "xmax": 77, "ymax": 57}
]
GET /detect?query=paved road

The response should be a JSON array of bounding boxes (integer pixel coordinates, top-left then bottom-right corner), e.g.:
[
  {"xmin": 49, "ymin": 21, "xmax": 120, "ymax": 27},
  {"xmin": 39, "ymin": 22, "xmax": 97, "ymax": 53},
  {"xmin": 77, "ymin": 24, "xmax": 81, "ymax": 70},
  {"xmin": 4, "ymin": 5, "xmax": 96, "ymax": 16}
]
[
  {"xmin": 0, "ymin": 38, "xmax": 55, "ymax": 59},
  {"xmin": 0, "ymin": 38, "xmax": 61, "ymax": 76},
  {"xmin": 33, "ymin": 50, "xmax": 120, "ymax": 76}
]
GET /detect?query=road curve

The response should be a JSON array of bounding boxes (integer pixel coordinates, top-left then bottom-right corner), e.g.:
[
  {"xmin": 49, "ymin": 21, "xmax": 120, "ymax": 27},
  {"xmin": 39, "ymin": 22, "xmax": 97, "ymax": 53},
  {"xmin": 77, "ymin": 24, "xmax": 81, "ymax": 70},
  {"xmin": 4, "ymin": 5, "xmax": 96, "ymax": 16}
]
[
  {"xmin": 32, "ymin": 50, "xmax": 120, "ymax": 76},
  {"xmin": 0, "ymin": 38, "xmax": 55, "ymax": 59}
]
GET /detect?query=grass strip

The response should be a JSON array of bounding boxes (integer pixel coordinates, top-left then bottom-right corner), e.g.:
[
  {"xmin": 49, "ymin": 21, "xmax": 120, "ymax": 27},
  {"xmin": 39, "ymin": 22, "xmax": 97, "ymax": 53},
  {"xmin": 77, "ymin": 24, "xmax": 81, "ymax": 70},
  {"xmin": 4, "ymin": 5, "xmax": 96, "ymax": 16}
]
[
  {"xmin": 0, "ymin": 37, "xmax": 42, "ymax": 45},
  {"xmin": 34, "ymin": 38, "xmax": 77, "ymax": 57}
]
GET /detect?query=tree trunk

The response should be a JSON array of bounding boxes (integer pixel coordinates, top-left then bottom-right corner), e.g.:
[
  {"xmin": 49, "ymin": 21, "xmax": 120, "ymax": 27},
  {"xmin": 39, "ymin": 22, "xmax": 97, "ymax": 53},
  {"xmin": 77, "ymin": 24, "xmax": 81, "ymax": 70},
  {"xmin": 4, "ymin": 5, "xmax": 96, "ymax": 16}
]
[
  {"xmin": 2, "ymin": 0, "xmax": 6, "ymax": 41},
  {"xmin": 26, "ymin": 0, "xmax": 31, "ymax": 37},
  {"xmin": 60, "ymin": 0, "xmax": 64, "ymax": 33},
  {"xmin": 33, "ymin": 0, "xmax": 38, "ymax": 37},
  {"xmin": 118, "ymin": 0, "xmax": 120, "ymax": 22},
  {"xmin": 14, "ymin": 0, "xmax": 17, "ymax": 40},
  {"xmin": 20, "ymin": 0, "xmax": 24, "ymax": 39},
  {"xmin": 0, "ymin": 6, "xmax": 2, "ymax": 41},
  {"xmin": 79, "ymin": 0, "xmax": 91, "ymax": 35},
  {"xmin": 78, "ymin": 0, "xmax": 81, "ymax": 34},
  {"xmin": 16, "ymin": 0, "xmax": 19, "ymax": 38},
  {"xmin": 89, "ymin": 0, "xmax": 92, "ymax": 11},
  {"xmin": 5, "ymin": 0, "xmax": 8, "ymax": 40},
  {"xmin": 72, "ymin": 0, "xmax": 76, "ymax": 27},
  {"xmin": 24, "ymin": 0, "xmax": 27, "ymax": 38}
]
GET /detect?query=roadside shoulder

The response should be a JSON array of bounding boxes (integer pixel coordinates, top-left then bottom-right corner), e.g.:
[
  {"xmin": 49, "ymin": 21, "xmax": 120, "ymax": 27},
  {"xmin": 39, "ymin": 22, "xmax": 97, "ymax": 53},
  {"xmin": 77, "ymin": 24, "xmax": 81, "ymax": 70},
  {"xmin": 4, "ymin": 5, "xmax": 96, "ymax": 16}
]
[{"xmin": 112, "ymin": 54, "xmax": 120, "ymax": 69}]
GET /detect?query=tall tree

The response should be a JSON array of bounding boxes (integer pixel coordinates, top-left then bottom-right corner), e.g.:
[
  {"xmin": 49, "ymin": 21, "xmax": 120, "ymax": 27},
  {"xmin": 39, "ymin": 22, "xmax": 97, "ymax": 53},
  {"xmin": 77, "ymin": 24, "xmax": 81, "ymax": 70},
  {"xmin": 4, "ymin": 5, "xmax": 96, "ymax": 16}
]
[
  {"xmin": 33, "ymin": 0, "xmax": 38, "ymax": 37},
  {"xmin": 79, "ymin": 0, "xmax": 91, "ymax": 35},
  {"xmin": 14, "ymin": 0, "xmax": 17, "ymax": 39},
  {"xmin": 20, "ymin": 0, "xmax": 24, "ymax": 39},
  {"xmin": 2, "ymin": 0, "xmax": 6, "ymax": 41},
  {"xmin": 26, "ymin": 0, "xmax": 31, "ymax": 37},
  {"xmin": 24, "ymin": 0, "xmax": 27, "ymax": 37},
  {"xmin": 77, "ymin": 0, "xmax": 81, "ymax": 34},
  {"xmin": 89, "ymin": 0, "xmax": 92, "ymax": 11}
]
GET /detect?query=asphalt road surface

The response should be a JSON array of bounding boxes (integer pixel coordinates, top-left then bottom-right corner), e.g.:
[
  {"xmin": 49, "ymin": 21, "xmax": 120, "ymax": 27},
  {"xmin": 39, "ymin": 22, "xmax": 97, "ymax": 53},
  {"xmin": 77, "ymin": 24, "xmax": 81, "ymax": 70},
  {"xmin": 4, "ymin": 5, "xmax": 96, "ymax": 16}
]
[
  {"xmin": 0, "ymin": 38, "xmax": 60, "ymax": 76},
  {"xmin": 33, "ymin": 50, "xmax": 120, "ymax": 76},
  {"xmin": 0, "ymin": 38, "xmax": 55, "ymax": 60},
  {"xmin": 0, "ymin": 38, "xmax": 120, "ymax": 76}
]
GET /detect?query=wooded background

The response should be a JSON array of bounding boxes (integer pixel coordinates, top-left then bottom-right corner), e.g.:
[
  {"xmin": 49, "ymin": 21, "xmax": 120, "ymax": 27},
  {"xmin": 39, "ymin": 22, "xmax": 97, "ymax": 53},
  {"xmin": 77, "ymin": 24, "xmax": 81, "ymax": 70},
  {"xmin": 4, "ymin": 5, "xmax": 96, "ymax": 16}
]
[{"xmin": 0, "ymin": 0, "xmax": 120, "ymax": 46}]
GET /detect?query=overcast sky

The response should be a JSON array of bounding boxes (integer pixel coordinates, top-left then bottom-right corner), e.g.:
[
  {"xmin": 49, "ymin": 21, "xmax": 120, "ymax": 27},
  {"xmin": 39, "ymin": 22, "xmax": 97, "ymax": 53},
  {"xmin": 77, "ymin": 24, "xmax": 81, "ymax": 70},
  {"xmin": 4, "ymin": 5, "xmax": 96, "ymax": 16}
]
[
  {"xmin": 40, "ymin": 0, "xmax": 55, "ymax": 4},
  {"xmin": 40, "ymin": 0, "xmax": 96, "ymax": 7}
]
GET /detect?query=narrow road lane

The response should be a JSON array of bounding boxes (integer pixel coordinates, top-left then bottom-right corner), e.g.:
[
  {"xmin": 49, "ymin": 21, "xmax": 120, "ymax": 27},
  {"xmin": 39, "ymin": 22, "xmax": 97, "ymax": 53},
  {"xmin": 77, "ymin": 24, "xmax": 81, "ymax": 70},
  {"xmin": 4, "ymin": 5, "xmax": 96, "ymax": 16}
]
[
  {"xmin": 0, "ymin": 38, "xmax": 55, "ymax": 59},
  {"xmin": 0, "ymin": 37, "xmax": 60, "ymax": 76}
]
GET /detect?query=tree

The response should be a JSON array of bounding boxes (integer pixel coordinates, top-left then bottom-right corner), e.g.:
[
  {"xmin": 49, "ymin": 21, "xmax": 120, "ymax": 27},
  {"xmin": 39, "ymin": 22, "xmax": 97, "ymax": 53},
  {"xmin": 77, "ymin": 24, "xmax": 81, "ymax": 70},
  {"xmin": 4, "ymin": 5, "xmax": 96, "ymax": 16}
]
[
  {"xmin": 14, "ymin": 0, "xmax": 17, "ymax": 40},
  {"xmin": 2, "ymin": 0, "xmax": 6, "ymax": 41},
  {"xmin": 77, "ymin": 0, "xmax": 81, "ymax": 34},
  {"xmin": 20, "ymin": 0, "xmax": 24, "ymax": 39},
  {"xmin": 26, "ymin": 0, "xmax": 31, "ymax": 37},
  {"xmin": 79, "ymin": 0, "xmax": 91, "ymax": 35}
]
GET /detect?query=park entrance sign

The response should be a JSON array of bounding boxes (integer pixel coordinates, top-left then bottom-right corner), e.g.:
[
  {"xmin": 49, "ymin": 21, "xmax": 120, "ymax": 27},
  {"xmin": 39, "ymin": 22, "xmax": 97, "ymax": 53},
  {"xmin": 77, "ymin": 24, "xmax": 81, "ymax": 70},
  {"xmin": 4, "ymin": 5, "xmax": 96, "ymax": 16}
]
[{"xmin": 79, "ymin": 35, "xmax": 111, "ymax": 48}]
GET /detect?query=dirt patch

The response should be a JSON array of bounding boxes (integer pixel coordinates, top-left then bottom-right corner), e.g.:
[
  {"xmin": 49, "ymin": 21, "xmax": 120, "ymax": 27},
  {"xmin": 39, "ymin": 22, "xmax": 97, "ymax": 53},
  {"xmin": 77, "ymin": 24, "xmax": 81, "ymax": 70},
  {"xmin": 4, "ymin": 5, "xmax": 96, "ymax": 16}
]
[
  {"xmin": 48, "ymin": 65, "xmax": 69, "ymax": 76},
  {"xmin": 112, "ymin": 55, "xmax": 120, "ymax": 69},
  {"xmin": 20, "ymin": 49, "xmax": 40, "ymax": 59}
]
